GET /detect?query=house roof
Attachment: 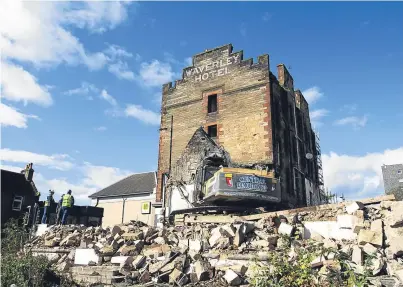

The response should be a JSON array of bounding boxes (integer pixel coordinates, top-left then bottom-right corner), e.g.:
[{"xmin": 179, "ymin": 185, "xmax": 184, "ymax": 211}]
[
  {"xmin": 88, "ymin": 171, "xmax": 157, "ymax": 199},
  {"xmin": 1, "ymin": 169, "xmax": 38, "ymax": 196}
]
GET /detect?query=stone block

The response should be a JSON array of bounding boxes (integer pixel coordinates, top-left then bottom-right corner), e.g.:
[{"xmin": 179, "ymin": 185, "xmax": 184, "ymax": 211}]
[
  {"xmin": 122, "ymin": 231, "xmax": 144, "ymax": 241},
  {"xmin": 352, "ymin": 246, "xmax": 363, "ymax": 265},
  {"xmin": 169, "ymin": 268, "xmax": 188, "ymax": 286},
  {"xmin": 154, "ymin": 237, "xmax": 166, "ymax": 245},
  {"xmin": 143, "ymin": 244, "xmax": 171, "ymax": 258},
  {"xmin": 234, "ymin": 227, "xmax": 245, "ymax": 247},
  {"xmin": 120, "ymin": 245, "xmax": 140, "ymax": 256},
  {"xmin": 74, "ymin": 249, "xmax": 100, "ymax": 265},
  {"xmin": 111, "ymin": 225, "xmax": 121, "ymax": 236},
  {"xmin": 363, "ymin": 243, "xmax": 378, "ymax": 255},
  {"xmin": 194, "ymin": 260, "xmax": 210, "ymax": 281},
  {"xmin": 224, "ymin": 269, "xmax": 242, "ymax": 286},
  {"xmin": 278, "ymin": 223, "xmax": 293, "ymax": 236},
  {"xmin": 222, "ymin": 224, "xmax": 236, "ymax": 237},
  {"xmin": 111, "ymin": 256, "xmax": 133, "ymax": 266},
  {"xmin": 371, "ymin": 219, "xmax": 383, "ymax": 233},
  {"xmin": 132, "ymin": 255, "xmax": 146, "ymax": 269},
  {"xmin": 358, "ymin": 230, "xmax": 383, "ymax": 247},
  {"xmin": 345, "ymin": 202, "xmax": 364, "ymax": 215},
  {"xmin": 189, "ymin": 239, "xmax": 202, "ymax": 253},
  {"xmin": 303, "ymin": 221, "xmax": 338, "ymax": 239},
  {"xmin": 389, "ymin": 237, "xmax": 403, "ymax": 257},
  {"xmin": 337, "ymin": 215, "xmax": 362, "ymax": 229}
]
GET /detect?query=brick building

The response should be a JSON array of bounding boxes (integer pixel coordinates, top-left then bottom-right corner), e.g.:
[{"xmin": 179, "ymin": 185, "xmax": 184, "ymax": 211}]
[{"xmin": 156, "ymin": 44, "xmax": 325, "ymax": 211}]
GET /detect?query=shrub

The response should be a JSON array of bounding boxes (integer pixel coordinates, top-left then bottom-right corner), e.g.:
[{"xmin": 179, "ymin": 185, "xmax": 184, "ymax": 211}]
[
  {"xmin": 1, "ymin": 218, "xmax": 51, "ymax": 287},
  {"xmin": 249, "ymin": 235, "xmax": 370, "ymax": 287}
]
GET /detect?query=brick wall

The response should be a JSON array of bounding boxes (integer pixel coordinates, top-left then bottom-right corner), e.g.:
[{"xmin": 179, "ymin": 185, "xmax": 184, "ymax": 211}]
[
  {"xmin": 157, "ymin": 44, "xmax": 273, "ymax": 203},
  {"xmin": 156, "ymin": 44, "xmax": 320, "ymax": 209}
]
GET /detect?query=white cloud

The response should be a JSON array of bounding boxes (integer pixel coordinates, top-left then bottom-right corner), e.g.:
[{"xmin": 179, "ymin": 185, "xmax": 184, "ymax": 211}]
[
  {"xmin": 262, "ymin": 12, "xmax": 272, "ymax": 22},
  {"xmin": 0, "ymin": 103, "xmax": 40, "ymax": 128},
  {"xmin": 310, "ymin": 109, "xmax": 329, "ymax": 128},
  {"xmin": 104, "ymin": 43, "xmax": 133, "ymax": 59},
  {"xmin": 108, "ymin": 61, "xmax": 135, "ymax": 81},
  {"xmin": 0, "ymin": 1, "xmax": 115, "ymax": 70},
  {"xmin": 95, "ymin": 126, "xmax": 107, "ymax": 132},
  {"xmin": 125, "ymin": 104, "xmax": 160, "ymax": 125},
  {"xmin": 310, "ymin": 109, "xmax": 329, "ymax": 121},
  {"xmin": 1, "ymin": 61, "xmax": 53, "ymax": 106},
  {"xmin": 334, "ymin": 115, "xmax": 368, "ymax": 129},
  {"xmin": 0, "ymin": 148, "xmax": 74, "ymax": 171},
  {"xmin": 322, "ymin": 147, "xmax": 403, "ymax": 199},
  {"xmin": 139, "ymin": 60, "xmax": 176, "ymax": 87},
  {"xmin": 63, "ymin": 2, "xmax": 131, "ymax": 34},
  {"xmin": 63, "ymin": 81, "xmax": 98, "ymax": 100},
  {"xmin": 1, "ymin": 148, "xmax": 134, "ymax": 203},
  {"xmin": 302, "ymin": 86, "xmax": 323, "ymax": 105},
  {"xmin": 100, "ymin": 89, "xmax": 117, "ymax": 106},
  {"xmin": 80, "ymin": 162, "xmax": 132, "ymax": 190}
]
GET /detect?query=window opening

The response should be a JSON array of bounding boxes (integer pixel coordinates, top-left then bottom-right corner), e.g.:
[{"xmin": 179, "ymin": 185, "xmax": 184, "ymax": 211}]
[
  {"xmin": 12, "ymin": 195, "xmax": 24, "ymax": 211},
  {"xmin": 207, "ymin": 94, "xmax": 218, "ymax": 113},
  {"xmin": 208, "ymin": 125, "xmax": 217, "ymax": 139}
]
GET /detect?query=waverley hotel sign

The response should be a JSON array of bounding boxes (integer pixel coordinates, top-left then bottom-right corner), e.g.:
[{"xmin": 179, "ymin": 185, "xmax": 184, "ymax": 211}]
[{"xmin": 184, "ymin": 54, "xmax": 241, "ymax": 82}]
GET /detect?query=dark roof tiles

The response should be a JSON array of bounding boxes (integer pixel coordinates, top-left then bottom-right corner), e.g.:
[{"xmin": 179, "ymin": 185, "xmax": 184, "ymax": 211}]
[{"xmin": 88, "ymin": 171, "xmax": 156, "ymax": 198}]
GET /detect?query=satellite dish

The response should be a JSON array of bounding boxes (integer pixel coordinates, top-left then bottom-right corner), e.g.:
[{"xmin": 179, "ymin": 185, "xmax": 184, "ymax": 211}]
[{"xmin": 305, "ymin": 153, "xmax": 313, "ymax": 160}]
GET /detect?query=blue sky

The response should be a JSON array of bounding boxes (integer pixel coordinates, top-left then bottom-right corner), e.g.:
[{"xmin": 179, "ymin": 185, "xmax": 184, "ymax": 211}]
[{"xmin": 1, "ymin": 1, "xmax": 402, "ymax": 204}]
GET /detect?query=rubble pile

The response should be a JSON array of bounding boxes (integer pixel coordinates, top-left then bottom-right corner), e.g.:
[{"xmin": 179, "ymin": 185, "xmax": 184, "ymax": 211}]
[{"xmin": 25, "ymin": 198, "xmax": 403, "ymax": 286}]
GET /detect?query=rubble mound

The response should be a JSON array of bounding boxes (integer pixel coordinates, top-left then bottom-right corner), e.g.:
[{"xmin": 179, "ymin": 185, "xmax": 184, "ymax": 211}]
[{"xmin": 25, "ymin": 198, "xmax": 403, "ymax": 286}]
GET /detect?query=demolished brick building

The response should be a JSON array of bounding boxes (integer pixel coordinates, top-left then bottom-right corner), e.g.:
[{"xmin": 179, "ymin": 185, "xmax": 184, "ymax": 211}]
[{"xmin": 156, "ymin": 44, "xmax": 326, "ymax": 214}]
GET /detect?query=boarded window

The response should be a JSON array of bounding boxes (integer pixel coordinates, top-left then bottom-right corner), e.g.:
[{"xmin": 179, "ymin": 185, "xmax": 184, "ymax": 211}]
[
  {"xmin": 12, "ymin": 195, "xmax": 24, "ymax": 211},
  {"xmin": 208, "ymin": 125, "xmax": 217, "ymax": 139},
  {"xmin": 207, "ymin": 94, "xmax": 218, "ymax": 113}
]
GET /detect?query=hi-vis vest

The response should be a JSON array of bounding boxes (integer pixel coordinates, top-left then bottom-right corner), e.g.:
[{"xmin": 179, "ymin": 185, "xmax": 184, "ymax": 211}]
[
  {"xmin": 62, "ymin": 194, "xmax": 73, "ymax": 207},
  {"xmin": 45, "ymin": 195, "xmax": 53, "ymax": 207}
]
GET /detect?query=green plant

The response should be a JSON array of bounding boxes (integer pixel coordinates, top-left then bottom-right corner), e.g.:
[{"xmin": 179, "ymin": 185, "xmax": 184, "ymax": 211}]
[
  {"xmin": 249, "ymin": 237, "xmax": 319, "ymax": 287},
  {"xmin": 249, "ymin": 236, "xmax": 371, "ymax": 287}
]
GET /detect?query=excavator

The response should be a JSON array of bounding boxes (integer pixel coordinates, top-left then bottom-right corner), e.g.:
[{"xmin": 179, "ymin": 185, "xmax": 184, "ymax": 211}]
[{"xmin": 167, "ymin": 140, "xmax": 282, "ymax": 223}]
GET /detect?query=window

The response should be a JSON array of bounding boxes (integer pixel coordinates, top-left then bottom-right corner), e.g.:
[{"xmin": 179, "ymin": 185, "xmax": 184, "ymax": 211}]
[
  {"xmin": 207, "ymin": 125, "xmax": 217, "ymax": 139},
  {"xmin": 12, "ymin": 195, "xmax": 24, "ymax": 211},
  {"xmin": 207, "ymin": 94, "xmax": 218, "ymax": 113}
]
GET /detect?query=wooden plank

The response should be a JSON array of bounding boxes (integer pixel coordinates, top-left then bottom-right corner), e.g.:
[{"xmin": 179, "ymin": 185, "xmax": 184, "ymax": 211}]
[{"xmin": 179, "ymin": 194, "xmax": 395, "ymax": 225}]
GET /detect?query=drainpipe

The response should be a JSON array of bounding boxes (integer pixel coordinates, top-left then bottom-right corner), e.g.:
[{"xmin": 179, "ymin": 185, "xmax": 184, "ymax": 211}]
[
  {"xmin": 121, "ymin": 197, "xmax": 127, "ymax": 224},
  {"xmin": 168, "ymin": 115, "xmax": 173, "ymax": 175}
]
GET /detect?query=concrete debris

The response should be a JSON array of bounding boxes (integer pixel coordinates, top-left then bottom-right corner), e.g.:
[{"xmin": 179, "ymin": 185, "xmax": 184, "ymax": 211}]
[
  {"xmin": 358, "ymin": 229, "xmax": 383, "ymax": 247},
  {"xmin": 345, "ymin": 201, "xmax": 364, "ymax": 215},
  {"xmin": 23, "ymin": 196, "xmax": 403, "ymax": 287},
  {"xmin": 224, "ymin": 269, "xmax": 242, "ymax": 286}
]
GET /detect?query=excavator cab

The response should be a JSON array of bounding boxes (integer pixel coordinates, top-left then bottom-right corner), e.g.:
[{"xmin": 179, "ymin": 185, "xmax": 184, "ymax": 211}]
[{"xmin": 194, "ymin": 152, "xmax": 281, "ymax": 208}]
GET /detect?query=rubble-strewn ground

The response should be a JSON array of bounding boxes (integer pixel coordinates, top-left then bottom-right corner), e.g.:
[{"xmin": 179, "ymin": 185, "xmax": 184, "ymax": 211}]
[{"xmin": 24, "ymin": 197, "xmax": 403, "ymax": 287}]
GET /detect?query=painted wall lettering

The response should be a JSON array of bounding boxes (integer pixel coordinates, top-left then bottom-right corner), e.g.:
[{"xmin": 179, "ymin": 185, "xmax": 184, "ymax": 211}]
[{"xmin": 185, "ymin": 55, "xmax": 240, "ymax": 82}]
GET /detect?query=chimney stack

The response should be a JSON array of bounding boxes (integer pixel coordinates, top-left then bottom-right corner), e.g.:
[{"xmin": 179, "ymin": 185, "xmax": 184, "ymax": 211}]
[{"xmin": 24, "ymin": 163, "xmax": 34, "ymax": 181}]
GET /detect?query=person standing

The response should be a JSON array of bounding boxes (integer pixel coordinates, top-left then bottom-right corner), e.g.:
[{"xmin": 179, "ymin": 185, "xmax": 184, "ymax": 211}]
[
  {"xmin": 41, "ymin": 190, "xmax": 55, "ymax": 224},
  {"xmin": 59, "ymin": 190, "xmax": 74, "ymax": 225}
]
